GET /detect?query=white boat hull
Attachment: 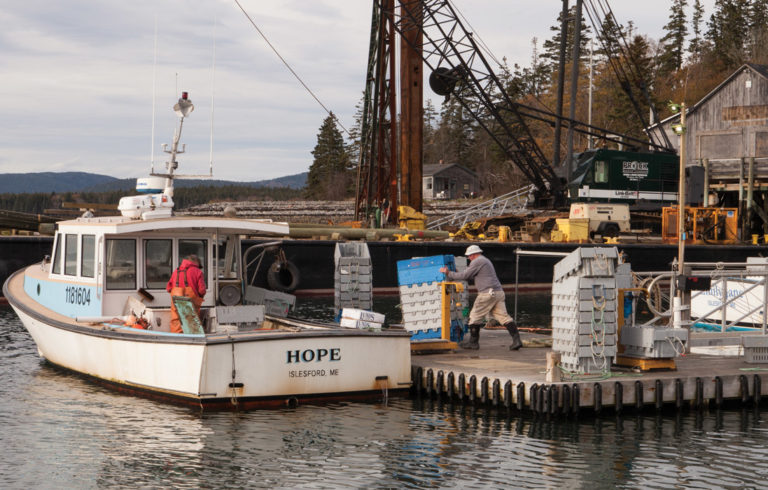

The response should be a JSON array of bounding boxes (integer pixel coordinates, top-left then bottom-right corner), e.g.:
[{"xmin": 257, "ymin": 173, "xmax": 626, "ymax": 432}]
[{"xmin": 6, "ymin": 268, "xmax": 412, "ymax": 409}]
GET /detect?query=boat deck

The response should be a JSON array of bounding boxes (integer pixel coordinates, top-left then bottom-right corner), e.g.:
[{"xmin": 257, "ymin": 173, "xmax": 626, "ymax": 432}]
[{"xmin": 410, "ymin": 328, "xmax": 768, "ymax": 415}]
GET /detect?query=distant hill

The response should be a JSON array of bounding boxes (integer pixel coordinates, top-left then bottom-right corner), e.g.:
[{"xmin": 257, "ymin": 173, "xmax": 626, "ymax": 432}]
[{"xmin": 0, "ymin": 171, "xmax": 308, "ymax": 194}]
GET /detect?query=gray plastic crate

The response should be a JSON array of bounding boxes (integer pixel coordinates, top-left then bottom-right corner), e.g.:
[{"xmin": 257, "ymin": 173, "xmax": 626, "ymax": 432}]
[{"xmin": 743, "ymin": 335, "xmax": 768, "ymax": 363}]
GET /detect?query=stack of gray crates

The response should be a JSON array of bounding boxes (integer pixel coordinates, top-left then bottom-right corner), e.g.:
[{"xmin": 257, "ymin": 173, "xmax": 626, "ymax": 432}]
[
  {"xmin": 551, "ymin": 247, "xmax": 619, "ymax": 374},
  {"xmin": 334, "ymin": 242, "xmax": 372, "ymax": 317},
  {"xmin": 615, "ymin": 262, "xmax": 688, "ymax": 359}
]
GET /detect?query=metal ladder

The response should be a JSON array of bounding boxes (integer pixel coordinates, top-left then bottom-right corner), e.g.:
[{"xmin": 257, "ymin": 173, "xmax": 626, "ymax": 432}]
[{"xmin": 427, "ymin": 184, "xmax": 535, "ymax": 230}]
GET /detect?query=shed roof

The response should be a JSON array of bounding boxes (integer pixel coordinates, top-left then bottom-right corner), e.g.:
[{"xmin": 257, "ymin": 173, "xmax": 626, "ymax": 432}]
[
  {"xmin": 651, "ymin": 63, "xmax": 768, "ymax": 128},
  {"xmin": 423, "ymin": 163, "xmax": 477, "ymax": 177}
]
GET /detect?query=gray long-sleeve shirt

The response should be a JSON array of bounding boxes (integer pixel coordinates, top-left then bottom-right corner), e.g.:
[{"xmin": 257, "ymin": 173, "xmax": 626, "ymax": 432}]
[{"xmin": 445, "ymin": 254, "xmax": 502, "ymax": 292}]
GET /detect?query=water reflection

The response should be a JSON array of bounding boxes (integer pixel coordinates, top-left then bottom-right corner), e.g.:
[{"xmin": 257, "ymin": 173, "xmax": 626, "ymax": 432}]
[{"xmin": 3, "ymin": 305, "xmax": 768, "ymax": 488}]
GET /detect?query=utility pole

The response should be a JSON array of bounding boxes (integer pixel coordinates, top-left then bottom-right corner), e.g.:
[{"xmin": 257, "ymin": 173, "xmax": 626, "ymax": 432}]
[
  {"xmin": 399, "ymin": 0, "xmax": 424, "ymax": 212},
  {"xmin": 566, "ymin": 0, "xmax": 583, "ymax": 184},
  {"xmin": 553, "ymin": 0, "xmax": 569, "ymax": 170},
  {"xmin": 670, "ymin": 102, "xmax": 688, "ymax": 332}
]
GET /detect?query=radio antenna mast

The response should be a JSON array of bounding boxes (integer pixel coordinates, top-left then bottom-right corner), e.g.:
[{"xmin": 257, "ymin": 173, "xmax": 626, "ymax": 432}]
[
  {"xmin": 209, "ymin": 16, "xmax": 217, "ymax": 177},
  {"xmin": 150, "ymin": 15, "xmax": 158, "ymax": 173}
]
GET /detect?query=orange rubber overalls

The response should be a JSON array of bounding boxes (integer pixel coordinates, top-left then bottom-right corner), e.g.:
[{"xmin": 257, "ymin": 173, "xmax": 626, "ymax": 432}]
[{"xmin": 168, "ymin": 266, "xmax": 204, "ymax": 333}]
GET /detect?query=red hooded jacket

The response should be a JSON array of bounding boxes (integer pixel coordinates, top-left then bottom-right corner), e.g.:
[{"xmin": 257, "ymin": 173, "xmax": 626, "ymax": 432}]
[{"xmin": 166, "ymin": 259, "xmax": 206, "ymax": 298}]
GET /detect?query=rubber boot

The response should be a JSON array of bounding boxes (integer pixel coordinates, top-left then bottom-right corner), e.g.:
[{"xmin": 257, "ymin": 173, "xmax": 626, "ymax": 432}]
[
  {"xmin": 459, "ymin": 324, "xmax": 482, "ymax": 350},
  {"xmin": 505, "ymin": 321, "xmax": 523, "ymax": 351}
]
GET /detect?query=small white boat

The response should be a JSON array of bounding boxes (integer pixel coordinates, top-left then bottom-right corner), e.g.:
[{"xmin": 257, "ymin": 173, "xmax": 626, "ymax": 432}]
[{"xmin": 3, "ymin": 93, "xmax": 411, "ymax": 409}]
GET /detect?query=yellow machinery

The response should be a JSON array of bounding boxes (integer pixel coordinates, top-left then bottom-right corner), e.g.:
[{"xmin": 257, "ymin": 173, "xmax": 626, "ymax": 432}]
[
  {"xmin": 661, "ymin": 206, "xmax": 738, "ymax": 244},
  {"xmin": 550, "ymin": 217, "xmax": 590, "ymax": 242},
  {"xmin": 398, "ymin": 205, "xmax": 427, "ymax": 230}
]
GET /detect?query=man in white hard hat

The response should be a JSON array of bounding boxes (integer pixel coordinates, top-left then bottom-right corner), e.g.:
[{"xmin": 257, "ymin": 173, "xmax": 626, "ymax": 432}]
[{"xmin": 440, "ymin": 245, "xmax": 522, "ymax": 350}]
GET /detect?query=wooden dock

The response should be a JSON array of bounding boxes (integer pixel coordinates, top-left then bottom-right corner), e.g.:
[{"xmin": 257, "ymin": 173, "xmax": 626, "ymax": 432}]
[{"xmin": 409, "ymin": 329, "xmax": 766, "ymax": 415}]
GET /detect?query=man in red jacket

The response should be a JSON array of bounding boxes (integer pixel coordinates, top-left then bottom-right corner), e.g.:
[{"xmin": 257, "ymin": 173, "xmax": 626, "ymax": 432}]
[{"xmin": 167, "ymin": 254, "xmax": 207, "ymax": 333}]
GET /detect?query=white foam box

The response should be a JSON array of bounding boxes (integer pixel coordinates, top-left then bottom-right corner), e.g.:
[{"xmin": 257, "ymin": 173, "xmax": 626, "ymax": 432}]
[
  {"xmin": 340, "ymin": 318, "xmax": 382, "ymax": 330},
  {"xmin": 341, "ymin": 308, "xmax": 385, "ymax": 324}
]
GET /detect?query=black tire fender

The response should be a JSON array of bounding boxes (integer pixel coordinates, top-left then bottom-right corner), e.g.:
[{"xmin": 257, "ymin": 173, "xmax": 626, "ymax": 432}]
[{"xmin": 266, "ymin": 260, "xmax": 300, "ymax": 292}]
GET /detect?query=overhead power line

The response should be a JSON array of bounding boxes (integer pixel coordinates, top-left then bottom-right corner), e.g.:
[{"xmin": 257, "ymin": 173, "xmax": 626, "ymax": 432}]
[{"xmin": 233, "ymin": 0, "xmax": 350, "ymax": 136}]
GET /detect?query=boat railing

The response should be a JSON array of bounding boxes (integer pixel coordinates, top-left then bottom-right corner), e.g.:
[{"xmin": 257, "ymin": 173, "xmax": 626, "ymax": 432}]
[
  {"xmin": 426, "ymin": 184, "xmax": 535, "ymax": 230},
  {"xmin": 687, "ymin": 265, "xmax": 768, "ymax": 334},
  {"xmin": 634, "ymin": 262, "xmax": 768, "ymax": 335}
]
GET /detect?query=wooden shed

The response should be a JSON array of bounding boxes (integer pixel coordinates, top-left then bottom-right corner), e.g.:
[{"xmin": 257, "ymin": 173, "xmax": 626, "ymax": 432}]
[
  {"xmin": 648, "ymin": 63, "xmax": 768, "ymax": 235},
  {"xmin": 422, "ymin": 162, "xmax": 478, "ymax": 200}
]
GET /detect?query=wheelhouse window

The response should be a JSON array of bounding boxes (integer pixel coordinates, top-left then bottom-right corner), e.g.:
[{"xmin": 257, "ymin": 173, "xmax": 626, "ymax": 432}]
[
  {"xmin": 52, "ymin": 234, "xmax": 63, "ymax": 275},
  {"xmin": 145, "ymin": 239, "xmax": 172, "ymax": 289},
  {"xmin": 178, "ymin": 239, "xmax": 206, "ymax": 271},
  {"xmin": 64, "ymin": 234, "xmax": 78, "ymax": 276},
  {"xmin": 594, "ymin": 160, "xmax": 609, "ymax": 183},
  {"xmin": 81, "ymin": 235, "xmax": 95, "ymax": 278},
  {"xmin": 105, "ymin": 239, "xmax": 136, "ymax": 290}
]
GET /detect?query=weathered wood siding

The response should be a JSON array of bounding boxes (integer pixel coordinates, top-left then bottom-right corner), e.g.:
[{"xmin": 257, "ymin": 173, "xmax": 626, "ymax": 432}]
[{"xmin": 654, "ymin": 65, "xmax": 768, "ymax": 183}]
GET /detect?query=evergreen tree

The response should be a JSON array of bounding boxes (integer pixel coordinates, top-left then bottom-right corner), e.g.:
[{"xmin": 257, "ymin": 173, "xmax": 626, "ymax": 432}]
[
  {"xmin": 305, "ymin": 113, "xmax": 352, "ymax": 200},
  {"xmin": 600, "ymin": 35, "xmax": 656, "ymax": 143},
  {"xmin": 346, "ymin": 95, "xmax": 365, "ymax": 169},
  {"xmin": 688, "ymin": 0, "xmax": 705, "ymax": 60},
  {"xmin": 658, "ymin": 0, "xmax": 688, "ymax": 74},
  {"xmin": 593, "ymin": 15, "xmax": 626, "ymax": 62},
  {"xmin": 423, "ymin": 99, "xmax": 441, "ymax": 165},
  {"xmin": 749, "ymin": 0, "xmax": 768, "ymax": 61},
  {"xmin": 438, "ymin": 94, "xmax": 476, "ymax": 168},
  {"xmin": 541, "ymin": 6, "xmax": 592, "ymax": 71},
  {"xmin": 706, "ymin": 0, "xmax": 751, "ymax": 69}
]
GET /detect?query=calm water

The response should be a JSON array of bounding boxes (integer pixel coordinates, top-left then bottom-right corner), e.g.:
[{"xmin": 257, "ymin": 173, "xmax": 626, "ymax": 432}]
[{"xmin": 3, "ymin": 301, "xmax": 768, "ymax": 488}]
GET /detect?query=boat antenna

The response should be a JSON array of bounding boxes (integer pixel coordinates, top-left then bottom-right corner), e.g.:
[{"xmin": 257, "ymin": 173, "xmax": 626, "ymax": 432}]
[
  {"xmin": 150, "ymin": 15, "xmax": 158, "ymax": 173},
  {"xmin": 209, "ymin": 15, "xmax": 217, "ymax": 177},
  {"xmin": 155, "ymin": 92, "xmax": 194, "ymax": 197}
]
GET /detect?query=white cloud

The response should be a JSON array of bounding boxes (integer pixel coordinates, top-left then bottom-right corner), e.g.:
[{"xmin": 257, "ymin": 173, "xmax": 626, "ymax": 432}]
[{"xmin": 0, "ymin": 0, "xmax": 715, "ymax": 182}]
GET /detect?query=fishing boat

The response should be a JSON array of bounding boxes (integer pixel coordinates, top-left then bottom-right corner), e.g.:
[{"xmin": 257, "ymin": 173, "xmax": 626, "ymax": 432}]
[{"xmin": 2, "ymin": 93, "xmax": 411, "ymax": 409}]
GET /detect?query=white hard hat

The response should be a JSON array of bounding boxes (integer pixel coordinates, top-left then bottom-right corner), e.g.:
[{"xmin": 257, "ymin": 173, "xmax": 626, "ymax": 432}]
[{"xmin": 465, "ymin": 245, "xmax": 483, "ymax": 256}]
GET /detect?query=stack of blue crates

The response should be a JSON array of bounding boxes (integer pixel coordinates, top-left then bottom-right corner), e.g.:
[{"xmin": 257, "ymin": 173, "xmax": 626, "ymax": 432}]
[{"xmin": 397, "ymin": 255, "xmax": 466, "ymax": 342}]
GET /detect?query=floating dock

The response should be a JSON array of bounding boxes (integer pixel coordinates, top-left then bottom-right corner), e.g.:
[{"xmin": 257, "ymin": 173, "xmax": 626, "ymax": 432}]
[{"xmin": 409, "ymin": 329, "xmax": 767, "ymax": 416}]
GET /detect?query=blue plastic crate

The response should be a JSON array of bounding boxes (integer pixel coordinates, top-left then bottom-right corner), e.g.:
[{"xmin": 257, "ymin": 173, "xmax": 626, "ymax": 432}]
[
  {"xmin": 410, "ymin": 328, "xmax": 442, "ymax": 341},
  {"xmin": 408, "ymin": 322, "xmax": 466, "ymax": 342},
  {"xmin": 397, "ymin": 255, "xmax": 456, "ymax": 286}
]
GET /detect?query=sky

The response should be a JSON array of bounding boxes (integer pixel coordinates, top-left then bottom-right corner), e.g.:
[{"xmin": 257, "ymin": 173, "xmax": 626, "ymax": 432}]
[{"xmin": 0, "ymin": 0, "xmax": 716, "ymax": 182}]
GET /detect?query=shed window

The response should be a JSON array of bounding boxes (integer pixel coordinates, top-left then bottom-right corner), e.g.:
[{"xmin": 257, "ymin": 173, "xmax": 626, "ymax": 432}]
[
  {"xmin": 106, "ymin": 239, "xmax": 136, "ymax": 290},
  {"xmin": 81, "ymin": 235, "xmax": 95, "ymax": 278},
  {"xmin": 64, "ymin": 234, "xmax": 78, "ymax": 276}
]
